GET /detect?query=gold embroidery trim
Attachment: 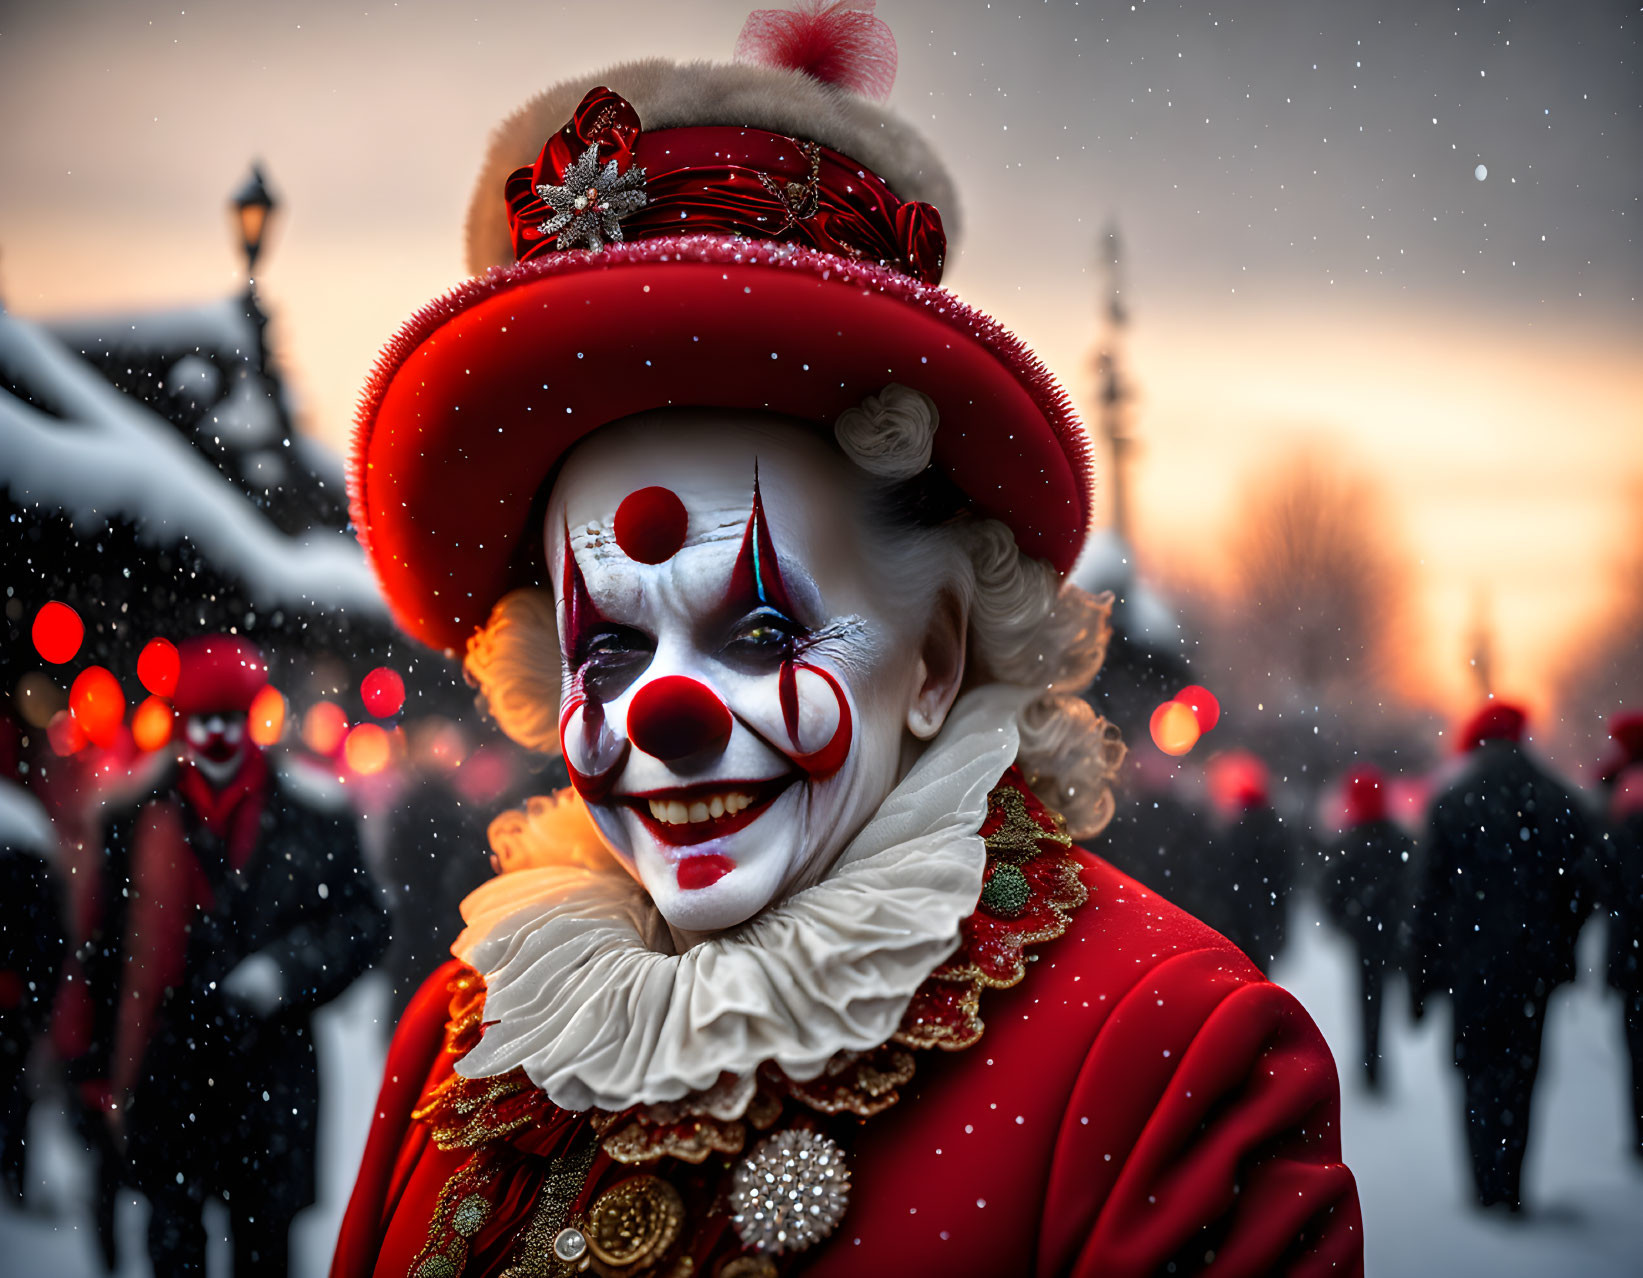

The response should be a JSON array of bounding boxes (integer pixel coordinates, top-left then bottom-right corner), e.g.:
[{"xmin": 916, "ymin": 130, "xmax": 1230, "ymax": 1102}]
[
  {"xmin": 497, "ymin": 1135, "xmax": 600, "ymax": 1278},
  {"xmin": 785, "ymin": 1048, "xmax": 916, "ymax": 1117},
  {"xmin": 414, "ymin": 1066, "xmax": 547, "ymax": 1152},
  {"xmin": 891, "ymin": 980, "xmax": 985, "ymax": 1052},
  {"xmin": 409, "ymin": 1145, "xmax": 503, "ymax": 1278},
  {"xmin": 601, "ymin": 1114, "xmax": 746, "ymax": 1166},
  {"xmin": 893, "ymin": 778, "xmax": 1087, "ymax": 1050},
  {"xmin": 941, "ymin": 856, "xmax": 1089, "ymax": 992}
]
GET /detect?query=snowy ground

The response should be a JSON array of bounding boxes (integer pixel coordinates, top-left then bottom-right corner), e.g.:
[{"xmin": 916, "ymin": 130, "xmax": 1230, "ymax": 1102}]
[
  {"xmin": 2, "ymin": 902, "xmax": 1640, "ymax": 1275},
  {"xmin": 1271, "ymin": 898, "xmax": 1643, "ymax": 1277},
  {"xmin": 0, "ymin": 972, "xmax": 390, "ymax": 1277}
]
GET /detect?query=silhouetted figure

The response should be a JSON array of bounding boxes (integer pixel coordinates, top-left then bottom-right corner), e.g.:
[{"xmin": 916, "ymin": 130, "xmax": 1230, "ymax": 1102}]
[
  {"xmin": 86, "ymin": 638, "xmax": 390, "ymax": 1277},
  {"xmin": 383, "ymin": 768, "xmax": 490, "ymax": 1020},
  {"xmin": 1323, "ymin": 764, "xmax": 1414, "ymax": 1092},
  {"xmin": 1100, "ymin": 748, "xmax": 1209, "ymax": 904},
  {"xmin": 1602, "ymin": 776, "xmax": 1643, "ymax": 1161},
  {"xmin": 1199, "ymin": 751, "xmax": 1294, "ymax": 974},
  {"xmin": 1597, "ymin": 711, "xmax": 1643, "ymax": 1160},
  {"xmin": 0, "ymin": 778, "xmax": 66, "ymax": 1203},
  {"xmin": 1410, "ymin": 703, "xmax": 1596, "ymax": 1213}
]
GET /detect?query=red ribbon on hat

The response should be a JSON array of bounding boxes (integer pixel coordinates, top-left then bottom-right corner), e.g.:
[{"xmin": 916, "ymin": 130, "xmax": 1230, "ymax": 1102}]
[{"xmin": 506, "ymin": 87, "xmax": 946, "ymax": 285}]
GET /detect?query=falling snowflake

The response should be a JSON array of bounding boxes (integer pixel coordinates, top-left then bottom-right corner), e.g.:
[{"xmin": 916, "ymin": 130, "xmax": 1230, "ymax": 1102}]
[{"xmin": 536, "ymin": 144, "xmax": 648, "ymax": 252}]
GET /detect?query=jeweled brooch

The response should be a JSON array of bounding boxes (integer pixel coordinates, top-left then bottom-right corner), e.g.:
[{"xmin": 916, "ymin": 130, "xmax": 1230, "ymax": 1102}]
[
  {"xmin": 536, "ymin": 143, "xmax": 648, "ymax": 252},
  {"xmin": 729, "ymin": 1128, "xmax": 851, "ymax": 1255}
]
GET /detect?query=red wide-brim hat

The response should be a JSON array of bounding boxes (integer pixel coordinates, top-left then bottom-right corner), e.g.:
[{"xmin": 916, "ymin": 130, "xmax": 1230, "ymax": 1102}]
[{"xmin": 351, "ymin": 47, "xmax": 1094, "ymax": 655}]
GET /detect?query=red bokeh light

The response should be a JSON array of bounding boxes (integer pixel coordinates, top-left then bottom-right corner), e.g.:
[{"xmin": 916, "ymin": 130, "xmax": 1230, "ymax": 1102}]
[
  {"xmin": 47, "ymin": 709, "xmax": 87, "ymax": 757},
  {"xmin": 302, "ymin": 701, "xmax": 349, "ymax": 756},
  {"xmin": 131, "ymin": 696, "xmax": 175, "ymax": 753},
  {"xmin": 248, "ymin": 685, "xmax": 287, "ymax": 747},
  {"xmin": 137, "ymin": 637, "xmax": 181, "ymax": 698},
  {"xmin": 1207, "ymin": 750, "xmax": 1272, "ymax": 814},
  {"xmin": 361, "ymin": 666, "xmax": 406, "ymax": 719},
  {"xmin": 1173, "ymin": 684, "xmax": 1220, "ymax": 732},
  {"xmin": 343, "ymin": 722, "xmax": 391, "ymax": 775},
  {"xmin": 69, "ymin": 666, "xmax": 126, "ymax": 749},
  {"xmin": 1149, "ymin": 700, "xmax": 1202, "ymax": 757},
  {"xmin": 32, "ymin": 602, "xmax": 84, "ymax": 665}
]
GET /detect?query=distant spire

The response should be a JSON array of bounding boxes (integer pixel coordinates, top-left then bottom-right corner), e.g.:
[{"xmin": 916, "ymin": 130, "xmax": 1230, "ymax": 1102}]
[
  {"xmin": 1467, "ymin": 587, "xmax": 1495, "ymax": 698},
  {"xmin": 1094, "ymin": 221, "xmax": 1134, "ymax": 545}
]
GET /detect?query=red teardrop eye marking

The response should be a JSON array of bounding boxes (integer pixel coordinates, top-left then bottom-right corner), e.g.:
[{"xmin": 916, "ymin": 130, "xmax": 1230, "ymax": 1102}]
[
  {"xmin": 627, "ymin": 676, "xmax": 733, "ymax": 762},
  {"xmin": 614, "ymin": 486, "xmax": 689, "ymax": 564}
]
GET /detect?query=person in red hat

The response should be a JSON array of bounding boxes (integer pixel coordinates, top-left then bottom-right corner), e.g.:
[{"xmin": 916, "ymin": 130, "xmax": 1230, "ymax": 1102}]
[
  {"xmin": 1596, "ymin": 710, "xmax": 1643, "ymax": 789},
  {"xmin": 1191, "ymin": 750, "xmax": 1297, "ymax": 976},
  {"xmin": 333, "ymin": 7, "xmax": 1361, "ymax": 1275},
  {"xmin": 1410, "ymin": 701, "xmax": 1598, "ymax": 1213},
  {"xmin": 1595, "ymin": 713, "xmax": 1643, "ymax": 1161},
  {"xmin": 1322, "ymin": 764, "xmax": 1415, "ymax": 1093},
  {"xmin": 73, "ymin": 636, "xmax": 390, "ymax": 1277}
]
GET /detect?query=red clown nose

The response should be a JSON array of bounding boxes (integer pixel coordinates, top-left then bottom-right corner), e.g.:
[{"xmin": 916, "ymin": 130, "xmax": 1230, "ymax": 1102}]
[{"xmin": 627, "ymin": 676, "xmax": 733, "ymax": 762}]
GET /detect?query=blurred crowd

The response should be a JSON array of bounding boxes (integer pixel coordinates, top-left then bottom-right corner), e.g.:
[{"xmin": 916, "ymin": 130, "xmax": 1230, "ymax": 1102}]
[
  {"xmin": 1104, "ymin": 701, "xmax": 1643, "ymax": 1217},
  {"xmin": 0, "ymin": 629, "xmax": 557, "ymax": 1275},
  {"xmin": 1, "ymin": 620, "xmax": 1640, "ymax": 1272}
]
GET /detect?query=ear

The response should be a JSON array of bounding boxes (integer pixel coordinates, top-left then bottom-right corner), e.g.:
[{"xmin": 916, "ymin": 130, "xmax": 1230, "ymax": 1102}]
[{"xmin": 906, "ymin": 589, "xmax": 969, "ymax": 740}]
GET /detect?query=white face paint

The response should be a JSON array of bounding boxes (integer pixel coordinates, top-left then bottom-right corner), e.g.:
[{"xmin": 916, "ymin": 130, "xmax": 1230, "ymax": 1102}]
[
  {"xmin": 546, "ymin": 412, "xmax": 936, "ymax": 935},
  {"xmin": 184, "ymin": 712, "xmax": 248, "ymax": 787}
]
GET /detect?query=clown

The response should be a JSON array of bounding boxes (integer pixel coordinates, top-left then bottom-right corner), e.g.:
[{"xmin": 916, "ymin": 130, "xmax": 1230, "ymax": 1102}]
[
  {"xmin": 67, "ymin": 637, "xmax": 391, "ymax": 1277},
  {"xmin": 335, "ymin": 6, "xmax": 1362, "ymax": 1275}
]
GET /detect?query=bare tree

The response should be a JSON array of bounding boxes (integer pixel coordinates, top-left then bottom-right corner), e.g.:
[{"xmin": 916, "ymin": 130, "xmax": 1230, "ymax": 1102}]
[
  {"xmin": 1187, "ymin": 448, "xmax": 1432, "ymax": 822},
  {"xmin": 1553, "ymin": 477, "xmax": 1643, "ymax": 764},
  {"xmin": 1222, "ymin": 448, "xmax": 1408, "ymax": 702}
]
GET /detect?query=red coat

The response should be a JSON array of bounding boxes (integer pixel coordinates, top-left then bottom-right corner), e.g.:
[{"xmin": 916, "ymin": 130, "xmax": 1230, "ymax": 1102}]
[{"xmin": 335, "ymin": 847, "xmax": 1361, "ymax": 1277}]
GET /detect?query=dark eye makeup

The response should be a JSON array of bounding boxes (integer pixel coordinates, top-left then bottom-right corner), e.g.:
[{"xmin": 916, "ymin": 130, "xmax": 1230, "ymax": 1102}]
[
  {"xmin": 570, "ymin": 606, "xmax": 812, "ymax": 699},
  {"xmin": 576, "ymin": 624, "xmax": 656, "ymax": 700},
  {"xmin": 722, "ymin": 606, "xmax": 806, "ymax": 663}
]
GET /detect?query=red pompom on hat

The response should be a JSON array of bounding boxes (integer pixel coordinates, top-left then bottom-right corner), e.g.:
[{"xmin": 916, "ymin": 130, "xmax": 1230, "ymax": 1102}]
[
  {"xmin": 349, "ymin": 4, "xmax": 1093, "ymax": 653},
  {"xmin": 171, "ymin": 636, "xmax": 268, "ymax": 718},
  {"xmin": 1455, "ymin": 701, "xmax": 1527, "ymax": 753},
  {"xmin": 1341, "ymin": 764, "xmax": 1388, "ymax": 828},
  {"xmin": 735, "ymin": 1, "xmax": 898, "ymax": 101}
]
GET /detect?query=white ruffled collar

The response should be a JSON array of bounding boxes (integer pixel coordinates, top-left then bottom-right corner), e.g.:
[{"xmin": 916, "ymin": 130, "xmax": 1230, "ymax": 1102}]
[{"xmin": 450, "ymin": 684, "xmax": 1030, "ymax": 1112}]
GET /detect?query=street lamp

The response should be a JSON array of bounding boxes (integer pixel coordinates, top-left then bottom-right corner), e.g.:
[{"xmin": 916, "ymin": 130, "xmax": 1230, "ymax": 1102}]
[
  {"xmin": 231, "ymin": 162, "xmax": 278, "ymax": 278},
  {"xmin": 230, "ymin": 163, "xmax": 281, "ymax": 404}
]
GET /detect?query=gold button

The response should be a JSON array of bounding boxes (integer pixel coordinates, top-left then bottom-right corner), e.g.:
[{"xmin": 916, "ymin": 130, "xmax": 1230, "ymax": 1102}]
[{"xmin": 586, "ymin": 1174, "xmax": 684, "ymax": 1269}]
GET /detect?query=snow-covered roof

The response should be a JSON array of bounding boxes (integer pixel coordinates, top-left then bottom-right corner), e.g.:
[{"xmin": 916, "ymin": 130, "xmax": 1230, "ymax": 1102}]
[
  {"xmin": 1070, "ymin": 527, "xmax": 1135, "ymax": 597},
  {"xmin": 204, "ymin": 372, "xmax": 280, "ymax": 447},
  {"xmin": 1070, "ymin": 527, "xmax": 1181, "ymax": 646},
  {"xmin": 0, "ymin": 311, "xmax": 385, "ymax": 616},
  {"xmin": 47, "ymin": 296, "xmax": 259, "ymax": 362},
  {"xmin": 293, "ymin": 432, "xmax": 347, "ymax": 493}
]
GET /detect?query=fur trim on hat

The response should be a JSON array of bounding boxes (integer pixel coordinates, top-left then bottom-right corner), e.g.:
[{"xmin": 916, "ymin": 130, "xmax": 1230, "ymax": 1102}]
[{"xmin": 465, "ymin": 57, "xmax": 960, "ymax": 275}]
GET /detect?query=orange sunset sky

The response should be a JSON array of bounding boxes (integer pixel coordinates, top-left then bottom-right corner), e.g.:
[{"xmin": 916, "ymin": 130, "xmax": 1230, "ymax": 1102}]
[{"xmin": 3, "ymin": 0, "xmax": 1639, "ymax": 727}]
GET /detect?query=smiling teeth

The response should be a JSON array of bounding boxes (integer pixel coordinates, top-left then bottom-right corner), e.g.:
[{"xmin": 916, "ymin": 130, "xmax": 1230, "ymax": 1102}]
[{"xmin": 648, "ymin": 791, "xmax": 755, "ymax": 824}]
